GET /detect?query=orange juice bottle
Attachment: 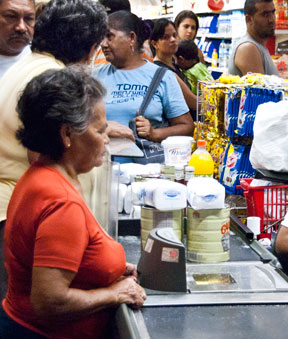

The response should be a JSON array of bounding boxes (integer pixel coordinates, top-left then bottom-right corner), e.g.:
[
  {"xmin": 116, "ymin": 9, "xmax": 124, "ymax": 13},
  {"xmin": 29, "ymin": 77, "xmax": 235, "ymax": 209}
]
[
  {"xmin": 211, "ymin": 48, "xmax": 218, "ymax": 67},
  {"xmin": 188, "ymin": 140, "xmax": 214, "ymax": 177}
]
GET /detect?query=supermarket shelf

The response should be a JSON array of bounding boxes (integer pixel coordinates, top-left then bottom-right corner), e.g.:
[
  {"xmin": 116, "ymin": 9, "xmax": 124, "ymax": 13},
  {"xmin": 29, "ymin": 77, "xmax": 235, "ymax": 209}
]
[
  {"xmin": 197, "ymin": 31, "xmax": 288, "ymax": 39},
  {"xmin": 194, "ymin": 7, "xmax": 244, "ymax": 15},
  {"xmin": 205, "ymin": 56, "xmax": 212, "ymax": 63},
  {"xmin": 196, "ymin": 31, "xmax": 287, "ymax": 41},
  {"xmin": 208, "ymin": 66, "xmax": 228, "ymax": 73},
  {"xmin": 197, "ymin": 32, "xmax": 234, "ymax": 39}
]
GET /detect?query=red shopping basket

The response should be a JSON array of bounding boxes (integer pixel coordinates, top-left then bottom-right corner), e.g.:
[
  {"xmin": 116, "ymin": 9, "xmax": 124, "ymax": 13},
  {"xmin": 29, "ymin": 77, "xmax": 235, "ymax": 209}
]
[{"xmin": 240, "ymin": 178, "xmax": 288, "ymax": 239}]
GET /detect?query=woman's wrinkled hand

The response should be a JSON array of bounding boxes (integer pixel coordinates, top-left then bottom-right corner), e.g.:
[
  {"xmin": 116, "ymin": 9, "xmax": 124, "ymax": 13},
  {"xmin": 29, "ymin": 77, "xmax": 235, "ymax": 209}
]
[
  {"xmin": 135, "ymin": 115, "xmax": 153, "ymax": 140},
  {"xmin": 107, "ymin": 121, "xmax": 135, "ymax": 142},
  {"xmin": 109, "ymin": 276, "xmax": 146, "ymax": 308}
]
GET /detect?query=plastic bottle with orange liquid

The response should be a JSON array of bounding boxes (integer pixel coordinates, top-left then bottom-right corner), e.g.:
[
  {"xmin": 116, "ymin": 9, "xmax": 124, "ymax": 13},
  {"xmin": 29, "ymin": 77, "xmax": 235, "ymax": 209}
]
[
  {"xmin": 211, "ymin": 48, "xmax": 218, "ymax": 67},
  {"xmin": 188, "ymin": 140, "xmax": 214, "ymax": 177}
]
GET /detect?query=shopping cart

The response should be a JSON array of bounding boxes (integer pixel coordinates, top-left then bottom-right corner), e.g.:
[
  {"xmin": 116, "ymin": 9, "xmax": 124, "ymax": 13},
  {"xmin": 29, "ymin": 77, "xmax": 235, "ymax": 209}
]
[{"xmin": 240, "ymin": 178, "xmax": 288, "ymax": 239}]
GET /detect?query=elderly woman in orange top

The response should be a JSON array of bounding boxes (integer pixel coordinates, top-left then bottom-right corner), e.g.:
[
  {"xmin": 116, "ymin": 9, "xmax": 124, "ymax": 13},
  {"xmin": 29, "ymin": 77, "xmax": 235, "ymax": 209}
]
[{"xmin": 1, "ymin": 67, "xmax": 146, "ymax": 339}]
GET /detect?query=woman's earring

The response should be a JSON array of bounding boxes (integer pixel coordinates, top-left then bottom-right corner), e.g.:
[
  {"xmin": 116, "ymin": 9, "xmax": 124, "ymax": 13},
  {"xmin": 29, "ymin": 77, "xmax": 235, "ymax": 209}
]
[
  {"xmin": 67, "ymin": 143, "xmax": 71, "ymax": 148},
  {"xmin": 131, "ymin": 44, "xmax": 135, "ymax": 53}
]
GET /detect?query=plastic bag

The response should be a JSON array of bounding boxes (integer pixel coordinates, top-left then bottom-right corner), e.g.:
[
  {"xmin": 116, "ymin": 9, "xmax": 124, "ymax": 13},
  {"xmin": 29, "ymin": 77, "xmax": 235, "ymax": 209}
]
[{"xmin": 250, "ymin": 100, "xmax": 288, "ymax": 172}]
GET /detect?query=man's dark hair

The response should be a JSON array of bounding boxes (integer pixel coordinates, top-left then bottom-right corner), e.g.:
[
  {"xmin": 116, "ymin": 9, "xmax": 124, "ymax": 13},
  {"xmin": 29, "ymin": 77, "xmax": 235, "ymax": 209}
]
[
  {"xmin": 108, "ymin": 10, "xmax": 150, "ymax": 52},
  {"xmin": 175, "ymin": 39, "xmax": 199, "ymax": 63},
  {"xmin": 31, "ymin": 0, "xmax": 107, "ymax": 64},
  {"xmin": 244, "ymin": 0, "xmax": 273, "ymax": 15},
  {"xmin": 98, "ymin": 0, "xmax": 130, "ymax": 14},
  {"xmin": 174, "ymin": 10, "xmax": 199, "ymax": 36},
  {"xmin": 16, "ymin": 66, "xmax": 106, "ymax": 161}
]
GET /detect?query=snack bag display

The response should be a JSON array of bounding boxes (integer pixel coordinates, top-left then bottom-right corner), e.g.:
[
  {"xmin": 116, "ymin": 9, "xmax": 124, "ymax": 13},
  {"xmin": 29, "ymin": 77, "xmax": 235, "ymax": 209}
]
[
  {"xmin": 221, "ymin": 143, "xmax": 245, "ymax": 195},
  {"xmin": 237, "ymin": 87, "xmax": 283, "ymax": 137},
  {"xmin": 198, "ymin": 74, "xmax": 285, "ymax": 194},
  {"xmin": 225, "ymin": 88, "xmax": 241, "ymax": 138}
]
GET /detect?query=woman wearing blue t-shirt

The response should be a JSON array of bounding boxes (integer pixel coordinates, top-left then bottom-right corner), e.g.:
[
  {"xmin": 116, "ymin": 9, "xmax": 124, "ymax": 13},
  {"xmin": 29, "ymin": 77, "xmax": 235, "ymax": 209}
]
[{"xmin": 93, "ymin": 11, "xmax": 194, "ymax": 162}]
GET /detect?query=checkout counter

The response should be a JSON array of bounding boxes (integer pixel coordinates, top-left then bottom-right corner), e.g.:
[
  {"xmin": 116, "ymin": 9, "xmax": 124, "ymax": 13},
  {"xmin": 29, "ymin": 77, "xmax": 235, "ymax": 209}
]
[
  {"xmin": 106, "ymin": 142, "xmax": 288, "ymax": 339},
  {"xmin": 114, "ymin": 214, "xmax": 288, "ymax": 339}
]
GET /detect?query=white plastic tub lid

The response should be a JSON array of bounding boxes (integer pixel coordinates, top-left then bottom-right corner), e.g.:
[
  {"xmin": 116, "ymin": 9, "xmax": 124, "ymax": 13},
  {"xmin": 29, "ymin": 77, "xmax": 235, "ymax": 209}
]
[{"xmin": 161, "ymin": 136, "xmax": 195, "ymax": 147}]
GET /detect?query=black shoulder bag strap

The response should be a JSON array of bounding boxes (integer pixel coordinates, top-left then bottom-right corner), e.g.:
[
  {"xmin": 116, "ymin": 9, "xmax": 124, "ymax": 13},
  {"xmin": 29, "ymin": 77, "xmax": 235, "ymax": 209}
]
[{"xmin": 138, "ymin": 66, "xmax": 167, "ymax": 116}]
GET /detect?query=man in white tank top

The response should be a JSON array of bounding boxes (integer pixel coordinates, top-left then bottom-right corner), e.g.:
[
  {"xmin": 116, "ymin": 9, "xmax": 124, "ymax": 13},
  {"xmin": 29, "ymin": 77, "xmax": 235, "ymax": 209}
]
[{"xmin": 228, "ymin": 0, "xmax": 278, "ymax": 76}]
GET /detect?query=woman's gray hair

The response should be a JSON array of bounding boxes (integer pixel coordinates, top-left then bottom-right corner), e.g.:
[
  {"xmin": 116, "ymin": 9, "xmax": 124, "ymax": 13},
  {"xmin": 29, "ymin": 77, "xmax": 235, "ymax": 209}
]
[{"xmin": 16, "ymin": 66, "xmax": 106, "ymax": 160}]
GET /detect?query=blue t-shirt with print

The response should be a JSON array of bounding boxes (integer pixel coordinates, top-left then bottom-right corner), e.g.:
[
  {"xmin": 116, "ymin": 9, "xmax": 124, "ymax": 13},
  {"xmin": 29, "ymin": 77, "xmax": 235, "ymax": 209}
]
[{"xmin": 93, "ymin": 61, "xmax": 188, "ymax": 127}]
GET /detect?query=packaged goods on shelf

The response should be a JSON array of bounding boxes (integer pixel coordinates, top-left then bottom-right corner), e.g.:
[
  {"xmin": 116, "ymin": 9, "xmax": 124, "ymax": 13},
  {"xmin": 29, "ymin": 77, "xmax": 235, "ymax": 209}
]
[
  {"xmin": 196, "ymin": 73, "xmax": 287, "ymax": 189},
  {"xmin": 195, "ymin": 82, "xmax": 228, "ymax": 179},
  {"xmin": 200, "ymin": 74, "xmax": 287, "ymax": 140},
  {"xmin": 211, "ymin": 48, "xmax": 218, "ymax": 67},
  {"xmin": 193, "ymin": 121, "xmax": 227, "ymax": 180},
  {"xmin": 219, "ymin": 142, "xmax": 256, "ymax": 195},
  {"xmin": 224, "ymin": 86, "xmax": 283, "ymax": 139},
  {"xmin": 224, "ymin": 88, "xmax": 242, "ymax": 138},
  {"xmin": 217, "ymin": 13, "xmax": 232, "ymax": 35},
  {"xmin": 201, "ymin": 39, "xmax": 221, "ymax": 63},
  {"xmin": 198, "ymin": 15, "xmax": 218, "ymax": 34},
  {"xmin": 230, "ymin": 10, "xmax": 246, "ymax": 37},
  {"xmin": 237, "ymin": 87, "xmax": 283, "ymax": 137},
  {"xmin": 275, "ymin": 0, "xmax": 288, "ymax": 29},
  {"xmin": 218, "ymin": 40, "xmax": 226, "ymax": 68}
]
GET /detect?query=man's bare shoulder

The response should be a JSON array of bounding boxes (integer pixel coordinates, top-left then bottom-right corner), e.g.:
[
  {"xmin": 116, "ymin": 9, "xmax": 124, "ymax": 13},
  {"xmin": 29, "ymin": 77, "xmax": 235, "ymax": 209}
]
[
  {"xmin": 236, "ymin": 41, "xmax": 262, "ymax": 58},
  {"xmin": 235, "ymin": 41, "xmax": 264, "ymax": 75}
]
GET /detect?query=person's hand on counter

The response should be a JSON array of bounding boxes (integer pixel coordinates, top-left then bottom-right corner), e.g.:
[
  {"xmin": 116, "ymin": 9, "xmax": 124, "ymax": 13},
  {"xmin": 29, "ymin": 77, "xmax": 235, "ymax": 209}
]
[{"xmin": 109, "ymin": 276, "xmax": 146, "ymax": 308}]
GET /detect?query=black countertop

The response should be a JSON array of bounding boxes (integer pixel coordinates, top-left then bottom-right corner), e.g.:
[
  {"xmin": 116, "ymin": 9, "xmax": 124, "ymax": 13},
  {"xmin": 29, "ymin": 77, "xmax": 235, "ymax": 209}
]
[
  {"xmin": 116, "ymin": 218, "xmax": 288, "ymax": 339},
  {"xmin": 141, "ymin": 304, "xmax": 288, "ymax": 339}
]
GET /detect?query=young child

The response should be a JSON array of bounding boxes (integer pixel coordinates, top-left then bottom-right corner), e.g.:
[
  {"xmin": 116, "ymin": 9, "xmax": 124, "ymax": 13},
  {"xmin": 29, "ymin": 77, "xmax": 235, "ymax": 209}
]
[{"xmin": 175, "ymin": 39, "xmax": 213, "ymax": 94}]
